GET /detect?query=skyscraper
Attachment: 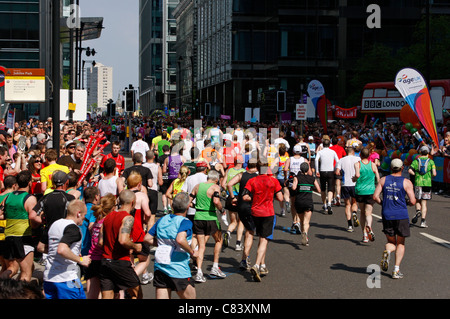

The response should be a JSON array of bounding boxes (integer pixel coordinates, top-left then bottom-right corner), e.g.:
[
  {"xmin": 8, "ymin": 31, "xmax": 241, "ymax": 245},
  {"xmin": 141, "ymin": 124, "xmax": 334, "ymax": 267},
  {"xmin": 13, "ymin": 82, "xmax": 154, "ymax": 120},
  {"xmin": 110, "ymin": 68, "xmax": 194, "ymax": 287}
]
[{"xmin": 86, "ymin": 62, "xmax": 113, "ymax": 112}]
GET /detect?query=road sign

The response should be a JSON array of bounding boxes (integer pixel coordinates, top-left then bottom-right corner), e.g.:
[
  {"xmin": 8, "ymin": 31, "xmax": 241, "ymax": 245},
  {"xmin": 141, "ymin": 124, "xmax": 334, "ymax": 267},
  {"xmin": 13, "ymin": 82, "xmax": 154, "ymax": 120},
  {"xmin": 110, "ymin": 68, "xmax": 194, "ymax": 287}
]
[
  {"xmin": 296, "ymin": 104, "xmax": 307, "ymax": 120},
  {"xmin": 4, "ymin": 68, "xmax": 46, "ymax": 102}
]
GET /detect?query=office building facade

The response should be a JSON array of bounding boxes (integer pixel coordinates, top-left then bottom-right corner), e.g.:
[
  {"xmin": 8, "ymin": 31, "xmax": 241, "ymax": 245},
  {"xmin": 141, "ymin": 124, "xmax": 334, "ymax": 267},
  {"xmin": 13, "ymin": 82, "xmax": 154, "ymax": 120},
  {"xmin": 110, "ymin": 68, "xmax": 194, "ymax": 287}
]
[
  {"xmin": 86, "ymin": 62, "xmax": 113, "ymax": 112},
  {"xmin": 139, "ymin": 0, "xmax": 180, "ymax": 115},
  {"xmin": 174, "ymin": 0, "xmax": 450, "ymax": 122}
]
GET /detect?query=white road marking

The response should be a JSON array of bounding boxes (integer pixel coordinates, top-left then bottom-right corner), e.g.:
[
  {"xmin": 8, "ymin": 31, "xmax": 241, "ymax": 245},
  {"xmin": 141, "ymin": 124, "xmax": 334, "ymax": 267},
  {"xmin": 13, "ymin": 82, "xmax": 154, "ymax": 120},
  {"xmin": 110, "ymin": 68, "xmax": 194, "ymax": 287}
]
[{"xmin": 420, "ymin": 233, "xmax": 450, "ymax": 249}]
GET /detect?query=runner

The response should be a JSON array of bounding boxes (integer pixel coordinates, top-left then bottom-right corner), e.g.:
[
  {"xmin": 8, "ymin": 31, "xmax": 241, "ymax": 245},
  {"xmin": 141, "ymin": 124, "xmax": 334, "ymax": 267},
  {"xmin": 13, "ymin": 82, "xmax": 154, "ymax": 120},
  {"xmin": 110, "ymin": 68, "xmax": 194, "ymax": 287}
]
[
  {"xmin": 284, "ymin": 144, "xmax": 307, "ymax": 234},
  {"xmin": 144, "ymin": 192, "xmax": 197, "ymax": 299},
  {"xmin": 408, "ymin": 145, "xmax": 436, "ymax": 228},
  {"xmin": 189, "ymin": 170, "xmax": 227, "ymax": 282},
  {"xmin": 222, "ymin": 155, "xmax": 246, "ymax": 250},
  {"xmin": 242, "ymin": 160, "xmax": 284, "ymax": 282},
  {"xmin": 291, "ymin": 162, "xmax": 321, "ymax": 246},
  {"xmin": 353, "ymin": 148, "xmax": 380, "ymax": 243},
  {"xmin": 315, "ymin": 137, "xmax": 339, "ymax": 214},
  {"xmin": 270, "ymin": 144, "xmax": 290, "ymax": 216},
  {"xmin": 335, "ymin": 146, "xmax": 361, "ymax": 232},
  {"xmin": 373, "ymin": 158, "xmax": 416, "ymax": 279}
]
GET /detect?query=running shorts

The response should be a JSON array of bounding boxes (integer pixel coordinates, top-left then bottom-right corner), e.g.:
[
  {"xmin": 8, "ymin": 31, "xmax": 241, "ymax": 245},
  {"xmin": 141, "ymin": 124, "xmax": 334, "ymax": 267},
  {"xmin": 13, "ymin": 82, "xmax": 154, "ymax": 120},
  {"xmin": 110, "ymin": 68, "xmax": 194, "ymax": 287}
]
[
  {"xmin": 382, "ymin": 218, "xmax": 410, "ymax": 238},
  {"xmin": 43, "ymin": 278, "xmax": 86, "ymax": 299},
  {"xmin": 3, "ymin": 236, "xmax": 34, "ymax": 260},
  {"xmin": 100, "ymin": 259, "xmax": 141, "ymax": 292},
  {"xmin": 355, "ymin": 194, "xmax": 375, "ymax": 205},
  {"xmin": 341, "ymin": 186, "xmax": 356, "ymax": 200},
  {"xmin": 192, "ymin": 220, "xmax": 220, "ymax": 236},
  {"xmin": 319, "ymin": 171, "xmax": 335, "ymax": 193},
  {"xmin": 153, "ymin": 270, "xmax": 194, "ymax": 291},
  {"xmin": 414, "ymin": 186, "xmax": 432, "ymax": 200},
  {"xmin": 252, "ymin": 215, "xmax": 276, "ymax": 239}
]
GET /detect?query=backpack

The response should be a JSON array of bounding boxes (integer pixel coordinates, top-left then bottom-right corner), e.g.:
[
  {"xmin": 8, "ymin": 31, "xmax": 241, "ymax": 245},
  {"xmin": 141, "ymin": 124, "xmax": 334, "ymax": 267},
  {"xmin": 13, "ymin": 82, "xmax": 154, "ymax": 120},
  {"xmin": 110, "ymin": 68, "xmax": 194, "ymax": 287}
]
[{"xmin": 417, "ymin": 157, "xmax": 430, "ymax": 175}]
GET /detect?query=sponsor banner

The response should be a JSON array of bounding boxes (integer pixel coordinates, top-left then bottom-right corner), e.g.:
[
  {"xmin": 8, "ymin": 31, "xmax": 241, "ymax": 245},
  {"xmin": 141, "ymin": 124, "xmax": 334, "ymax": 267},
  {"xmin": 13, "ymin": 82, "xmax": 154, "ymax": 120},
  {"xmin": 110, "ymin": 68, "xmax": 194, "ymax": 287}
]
[
  {"xmin": 335, "ymin": 106, "xmax": 357, "ymax": 119},
  {"xmin": 395, "ymin": 68, "xmax": 439, "ymax": 147},
  {"xmin": 307, "ymin": 80, "xmax": 327, "ymax": 133}
]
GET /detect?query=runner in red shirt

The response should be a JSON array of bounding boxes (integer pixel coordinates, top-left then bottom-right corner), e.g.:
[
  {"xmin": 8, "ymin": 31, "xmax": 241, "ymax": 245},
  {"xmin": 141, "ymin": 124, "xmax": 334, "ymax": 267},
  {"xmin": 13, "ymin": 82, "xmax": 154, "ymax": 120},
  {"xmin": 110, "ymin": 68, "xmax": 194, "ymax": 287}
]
[
  {"xmin": 242, "ymin": 161, "xmax": 283, "ymax": 282},
  {"xmin": 100, "ymin": 190, "xmax": 143, "ymax": 299},
  {"xmin": 100, "ymin": 141, "xmax": 125, "ymax": 175}
]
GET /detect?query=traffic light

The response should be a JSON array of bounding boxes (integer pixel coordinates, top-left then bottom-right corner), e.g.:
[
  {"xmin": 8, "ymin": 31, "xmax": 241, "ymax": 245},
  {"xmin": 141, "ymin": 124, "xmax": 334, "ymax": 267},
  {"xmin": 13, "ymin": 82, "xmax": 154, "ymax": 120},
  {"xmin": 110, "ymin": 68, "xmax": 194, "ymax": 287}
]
[
  {"xmin": 126, "ymin": 89, "xmax": 135, "ymax": 112},
  {"xmin": 277, "ymin": 91, "xmax": 286, "ymax": 112}
]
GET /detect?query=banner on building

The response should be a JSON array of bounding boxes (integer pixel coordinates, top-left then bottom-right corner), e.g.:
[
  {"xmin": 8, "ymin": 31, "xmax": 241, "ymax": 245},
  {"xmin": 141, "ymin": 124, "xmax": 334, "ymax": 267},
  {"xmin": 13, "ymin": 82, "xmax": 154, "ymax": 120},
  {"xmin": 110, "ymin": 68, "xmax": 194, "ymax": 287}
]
[{"xmin": 334, "ymin": 106, "xmax": 357, "ymax": 119}]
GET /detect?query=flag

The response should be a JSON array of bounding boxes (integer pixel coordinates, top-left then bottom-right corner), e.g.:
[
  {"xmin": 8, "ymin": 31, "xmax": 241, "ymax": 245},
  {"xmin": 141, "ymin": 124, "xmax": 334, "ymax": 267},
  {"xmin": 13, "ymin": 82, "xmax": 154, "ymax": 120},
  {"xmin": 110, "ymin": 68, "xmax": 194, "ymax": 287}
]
[
  {"xmin": 308, "ymin": 80, "xmax": 328, "ymax": 134},
  {"xmin": 394, "ymin": 68, "xmax": 439, "ymax": 147}
]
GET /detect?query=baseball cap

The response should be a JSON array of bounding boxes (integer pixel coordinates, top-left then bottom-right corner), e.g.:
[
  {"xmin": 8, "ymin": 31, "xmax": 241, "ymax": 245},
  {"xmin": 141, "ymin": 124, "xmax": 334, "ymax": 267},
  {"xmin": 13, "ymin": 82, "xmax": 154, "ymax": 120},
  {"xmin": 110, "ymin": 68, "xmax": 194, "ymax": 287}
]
[
  {"xmin": 308, "ymin": 136, "xmax": 314, "ymax": 141},
  {"xmin": 390, "ymin": 158, "xmax": 403, "ymax": 170},
  {"xmin": 196, "ymin": 160, "xmax": 208, "ymax": 168},
  {"xmin": 52, "ymin": 170, "xmax": 69, "ymax": 186},
  {"xmin": 65, "ymin": 140, "xmax": 76, "ymax": 148},
  {"xmin": 419, "ymin": 145, "xmax": 430, "ymax": 154},
  {"xmin": 293, "ymin": 144, "xmax": 302, "ymax": 154}
]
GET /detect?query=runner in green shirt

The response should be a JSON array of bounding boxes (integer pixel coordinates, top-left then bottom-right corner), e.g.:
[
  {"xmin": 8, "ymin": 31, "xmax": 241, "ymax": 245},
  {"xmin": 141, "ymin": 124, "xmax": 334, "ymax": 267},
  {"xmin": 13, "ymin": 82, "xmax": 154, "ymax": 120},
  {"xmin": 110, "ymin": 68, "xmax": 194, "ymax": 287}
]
[{"xmin": 408, "ymin": 145, "xmax": 436, "ymax": 228}]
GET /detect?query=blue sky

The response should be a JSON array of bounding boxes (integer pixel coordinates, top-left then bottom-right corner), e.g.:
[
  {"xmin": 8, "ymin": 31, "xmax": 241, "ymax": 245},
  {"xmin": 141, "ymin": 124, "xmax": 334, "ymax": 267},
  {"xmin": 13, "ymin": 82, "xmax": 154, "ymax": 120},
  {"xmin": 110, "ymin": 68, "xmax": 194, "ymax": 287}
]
[{"xmin": 79, "ymin": 0, "xmax": 139, "ymax": 99}]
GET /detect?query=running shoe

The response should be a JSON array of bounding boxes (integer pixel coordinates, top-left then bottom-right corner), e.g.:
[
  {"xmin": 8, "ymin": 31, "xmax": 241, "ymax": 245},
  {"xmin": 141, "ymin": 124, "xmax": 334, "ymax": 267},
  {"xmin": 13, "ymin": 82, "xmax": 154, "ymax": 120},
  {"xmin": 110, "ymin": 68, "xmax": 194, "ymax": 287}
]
[
  {"xmin": 250, "ymin": 265, "xmax": 261, "ymax": 282},
  {"xmin": 301, "ymin": 233, "xmax": 309, "ymax": 246},
  {"xmin": 392, "ymin": 270, "xmax": 404, "ymax": 279},
  {"xmin": 141, "ymin": 272, "xmax": 153, "ymax": 285},
  {"xmin": 366, "ymin": 226, "xmax": 375, "ymax": 241},
  {"xmin": 280, "ymin": 208, "xmax": 286, "ymax": 217},
  {"xmin": 347, "ymin": 225, "xmax": 354, "ymax": 232},
  {"xmin": 223, "ymin": 231, "xmax": 230, "ymax": 248},
  {"xmin": 335, "ymin": 196, "xmax": 341, "ymax": 206},
  {"xmin": 327, "ymin": 205, "xmax": 333, "ymax": 215},
  {"xmin": 362, "ymin": 235, "xmax": 369, "ymax": 243},
  {"xmin": 293, "ymin": 223, "xmax": 301, "ymax": 234},
  {"xmin": 239, "ymin": 258, "xmax": 250, "ymax": 270},
  {"xmin": 411, "ymin": 211, "xmax": 421, "ymax": 224},
  {"xmin": 194, "ymin": 273, "xmax": 206, "ymax": 283},
  {"xmin": 210, "ymin": 267, "xmax": 226, "ymax": 278},
  {"xmin": 352, "ymin": 212, "xmax": 360, "ymax": 227},
  {"xmin": 235, "ymin": 243, "xmax": 243, "ymax": 251},
  {"xmin": 420, "ymin": 221, "xmax": 428, "ymax": 228},
  {"xmin": 259, "ymin": 265, "xmax": 269, "ymax": 276},
  {"xmin": 285, "ymin": 201, "xmax": 291, "ymax": 213},
  {"xmin": 381, "ymin": 250, "xmax": 390, "ymax": 272}
]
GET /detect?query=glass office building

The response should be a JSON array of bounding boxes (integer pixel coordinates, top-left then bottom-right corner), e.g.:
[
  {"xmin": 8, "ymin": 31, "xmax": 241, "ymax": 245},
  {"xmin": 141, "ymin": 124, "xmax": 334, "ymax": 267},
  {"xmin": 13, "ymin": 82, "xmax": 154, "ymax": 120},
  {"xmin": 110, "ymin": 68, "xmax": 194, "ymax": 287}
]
[{"xmin": 174, "ymin": 0, "xmax": 450, "ymax": 122}]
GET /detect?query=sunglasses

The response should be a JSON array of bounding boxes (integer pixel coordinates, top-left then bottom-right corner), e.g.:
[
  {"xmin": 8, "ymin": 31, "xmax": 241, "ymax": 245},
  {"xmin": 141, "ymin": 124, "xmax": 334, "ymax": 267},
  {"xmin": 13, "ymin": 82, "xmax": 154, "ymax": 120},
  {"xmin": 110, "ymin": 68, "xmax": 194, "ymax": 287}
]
[
  {"xmin": 68, "ymin": 146, "xmax": 75, "ymax": 149},
  {"xmin": 35, "ymin": 160, "xmax": 42, "ymax": 163}
]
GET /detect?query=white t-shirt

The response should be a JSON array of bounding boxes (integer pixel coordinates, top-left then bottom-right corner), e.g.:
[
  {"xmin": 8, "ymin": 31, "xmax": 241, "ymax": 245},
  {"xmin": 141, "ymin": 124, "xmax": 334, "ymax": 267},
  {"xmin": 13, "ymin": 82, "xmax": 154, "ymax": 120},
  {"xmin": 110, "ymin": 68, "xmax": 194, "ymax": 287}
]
[
  {"xmin": 336, "ymin": 155, "xmax": 361, "ymax": 187},
  {"xmin": 315, "ymin": 147, "xmax": 339, "ymax": 172},
  {"xmin": 131, "ymin": 139, "xmax": 149, "ymax": 158},
  {"xmin": 181, "ymin": 172, "xmax": 208, "ymax": 216},
  {"xmin": 274, "ymin": 138, "xmax": 290, "ymax": 151},
  {"xmin": 98, "ymin": 175, "xmax": 119, "ymax": 197},
  {"xmin": 143, "ymin": 162, "xmax": 159, "ymax": 191}
]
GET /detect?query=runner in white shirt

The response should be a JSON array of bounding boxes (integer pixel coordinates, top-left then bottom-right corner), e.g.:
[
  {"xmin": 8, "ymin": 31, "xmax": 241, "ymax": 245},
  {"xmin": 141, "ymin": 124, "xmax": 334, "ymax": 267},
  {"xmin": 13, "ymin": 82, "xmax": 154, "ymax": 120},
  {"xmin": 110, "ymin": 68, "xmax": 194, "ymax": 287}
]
[
  {"xmin": 131, "ymin": 133, "xmax": 150, "ymax": 158},
  {"xmin": 315, "ymin": 138, "xmax": 339, "ymax": 214},
  {"xmin": 285, "ymin": 144, "xmax": 306, "ymax": 234},
  {"xmin": 335, "ymin": 146, "xmax": 361, "ymax": 232}
]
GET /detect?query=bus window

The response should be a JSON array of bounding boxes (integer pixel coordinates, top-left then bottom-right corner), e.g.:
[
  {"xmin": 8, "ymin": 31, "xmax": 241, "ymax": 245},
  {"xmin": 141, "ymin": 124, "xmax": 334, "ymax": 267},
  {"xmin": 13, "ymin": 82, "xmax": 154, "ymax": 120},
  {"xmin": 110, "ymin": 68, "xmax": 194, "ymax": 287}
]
[
  {"xmin": 363, "ymin": 89, "xmax": 373, "ymax": 98},
  {"xmin": 374, "ymin": 88, "xmax": 387, "ymax": 97},
  {"xmin": 388, "ymin": 90, "xmax": 401, "ymax": 97}
]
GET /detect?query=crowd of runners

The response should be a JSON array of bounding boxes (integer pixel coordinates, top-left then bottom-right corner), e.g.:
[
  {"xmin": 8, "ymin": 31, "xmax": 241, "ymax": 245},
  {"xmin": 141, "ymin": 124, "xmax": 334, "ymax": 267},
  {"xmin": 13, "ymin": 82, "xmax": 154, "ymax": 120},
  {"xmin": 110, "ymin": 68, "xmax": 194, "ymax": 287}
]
[{"xmin": 0, "ymin": 114, "xmax": 446, "ymax": 299}]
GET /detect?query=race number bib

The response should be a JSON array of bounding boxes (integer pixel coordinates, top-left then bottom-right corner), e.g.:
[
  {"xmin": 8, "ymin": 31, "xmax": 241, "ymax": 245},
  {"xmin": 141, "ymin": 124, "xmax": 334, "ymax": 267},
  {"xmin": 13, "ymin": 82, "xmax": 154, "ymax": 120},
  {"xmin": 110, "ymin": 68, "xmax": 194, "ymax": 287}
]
[{"xmin": 154, "ymin": 245, "xmax": 173, "ymax": 264}]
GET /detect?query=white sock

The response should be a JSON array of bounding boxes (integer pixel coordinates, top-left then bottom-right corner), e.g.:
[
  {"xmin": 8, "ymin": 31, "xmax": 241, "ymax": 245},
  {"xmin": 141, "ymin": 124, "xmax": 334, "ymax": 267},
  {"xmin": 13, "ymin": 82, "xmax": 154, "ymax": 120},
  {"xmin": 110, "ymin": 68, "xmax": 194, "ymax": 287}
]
[
  {"xmin": 394, "ymin": 265, "xmax": 400, "ymax": 272},
  {"xmin": 213, "ymin": 262, "xmax": 219, "ymax": 269}
]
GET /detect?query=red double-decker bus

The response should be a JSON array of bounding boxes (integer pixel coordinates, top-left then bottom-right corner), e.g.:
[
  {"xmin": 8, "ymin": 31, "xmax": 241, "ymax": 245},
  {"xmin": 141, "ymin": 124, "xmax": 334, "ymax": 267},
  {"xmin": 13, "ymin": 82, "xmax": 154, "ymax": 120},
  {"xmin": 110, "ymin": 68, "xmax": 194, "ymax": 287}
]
[{"xmin": 361, "ymin": 79, "xmax": 450, "ymax": 123}]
